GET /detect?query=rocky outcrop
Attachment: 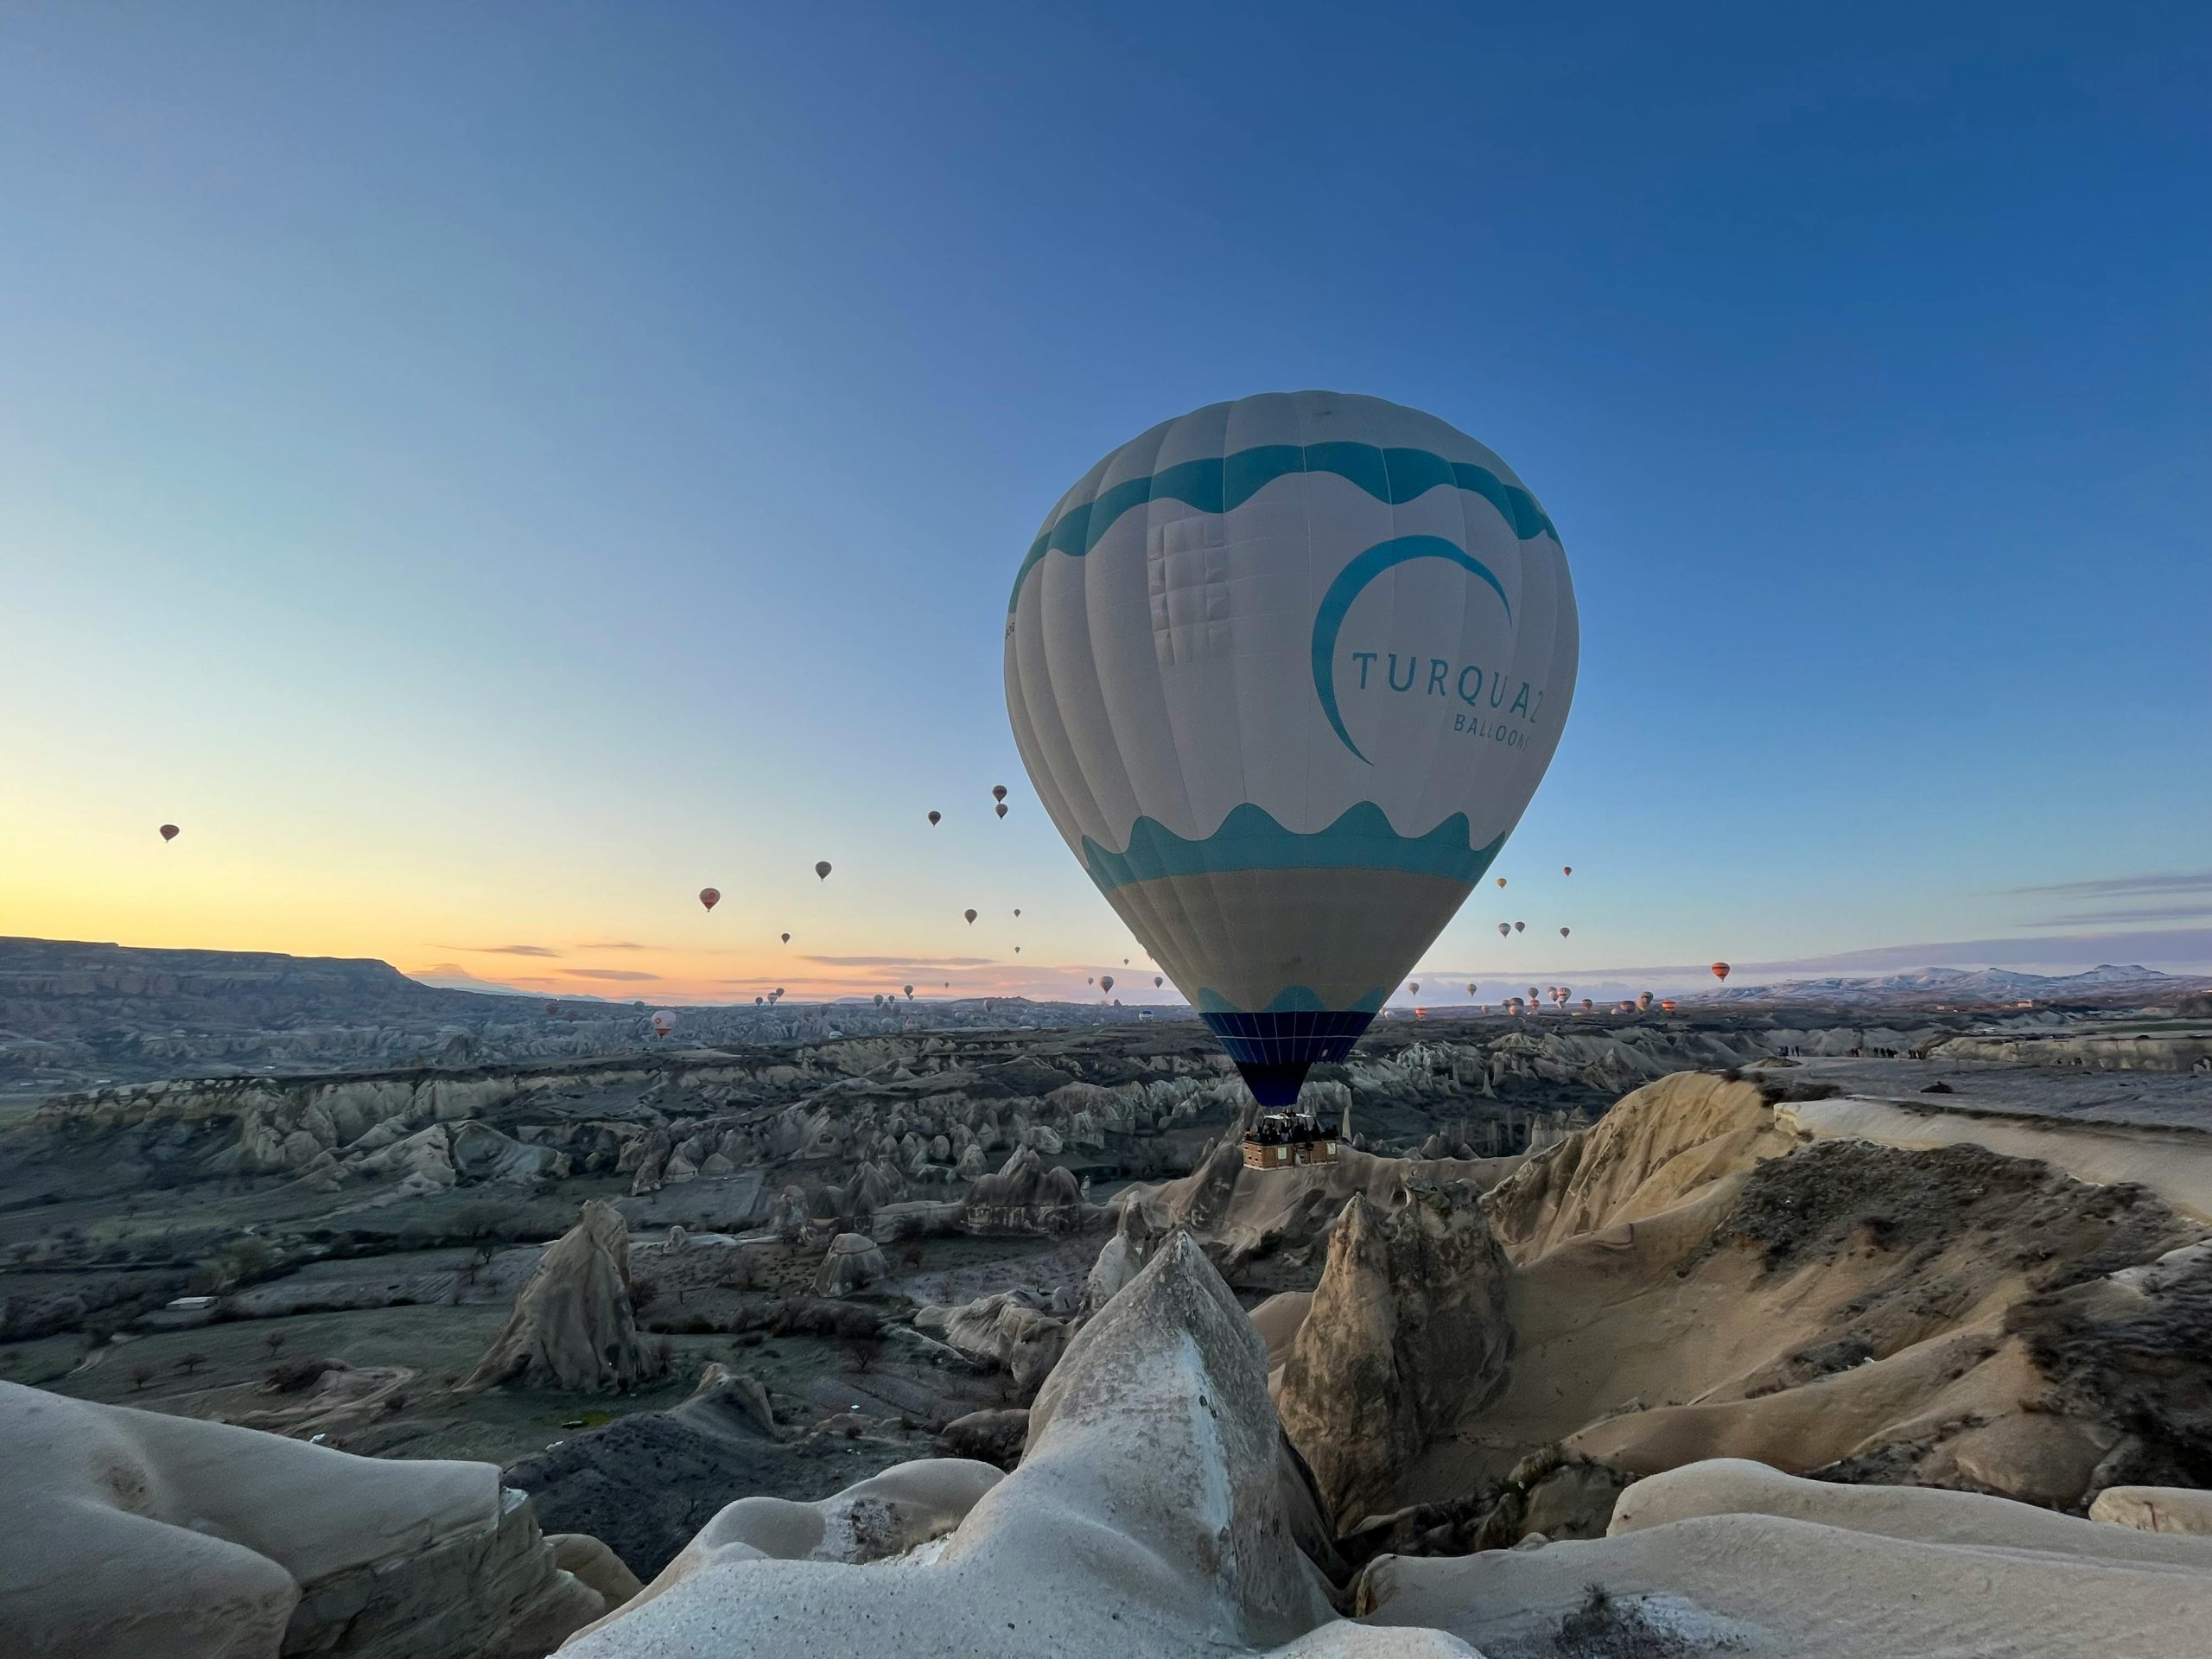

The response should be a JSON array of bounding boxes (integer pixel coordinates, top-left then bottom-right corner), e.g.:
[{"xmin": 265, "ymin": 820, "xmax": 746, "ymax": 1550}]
[
  {"xmin": 914, "ymin": 1289, "xmax": 1070, "ymax": 1391},
  {"xmin": 1112, "ymin": 1139, "xmax": 1516, "ymax": 1289},
  {"xmin": 961, "ymin": 1143, "xmax": 1086, "ymax": 1233},
  {"xmin": 813, "ymin": 1232, "xmax": 887, "ymax": 1297},
  {"xmin": 0, "ymin": 1381, "xmax": 605, "ymax": 1659},
  {"xmin": 1359, "ymin": 1458, "xmax": 2212, "ymax": 1658},
  {"xmin": 1277, "ymin": 1183, "xmax": 1513, "ymax": 1522},
  {"xmin": 463, "ymin": 1201, "xmax": 654, "ymax": 1391},
  {"xmin": 558, "ymin": 1232, "xmax": 1345, "ymax": 1657}
]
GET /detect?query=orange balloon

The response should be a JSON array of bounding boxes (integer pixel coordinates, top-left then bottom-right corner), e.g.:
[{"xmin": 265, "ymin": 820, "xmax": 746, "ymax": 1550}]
[{"xmin": 1711, "ymin": 962, "xmax": 1731, "ymax": 981}]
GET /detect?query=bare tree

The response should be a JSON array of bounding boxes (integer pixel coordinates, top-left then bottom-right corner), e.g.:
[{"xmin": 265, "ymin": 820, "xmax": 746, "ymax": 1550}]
[{"xmin": 175, "ymin": 1351, "xmax": 208, "ymax": 1376}]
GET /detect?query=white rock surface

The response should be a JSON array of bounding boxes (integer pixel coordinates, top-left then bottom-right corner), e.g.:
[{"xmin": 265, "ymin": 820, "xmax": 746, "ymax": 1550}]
[{"xmin": 0, "ymin": 1381, "xmax": 602, "ymax": 1659}]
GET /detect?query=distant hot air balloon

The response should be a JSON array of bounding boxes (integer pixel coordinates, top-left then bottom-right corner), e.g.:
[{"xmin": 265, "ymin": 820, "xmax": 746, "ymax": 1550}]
[
  {"xmin": 1154, "ymin": 976, "xmax": 1163, "ymax": 987},
  {"xmin": 963, "ymin": 908, "xmax": 977, "ymax": 924},
  {"xmin": 158, "ymin": 823, "xmax": 180, "ymax": 842},
  {"xmin": 1466, "ymin": 982, "xmax": 1477, "ymax": 995},
  {"xmin": 815, "ymin": 861, "xmax": 832, "ymax": 880},
  {"xmin": 1562, "ymin": 865, "xmax": 1572, "ymax": 875},
  {"xmin": 1528, "ymin": 986, "xmax": 1540, "ymax": 1001},
  {"xmin": 1497, "ymin": 923, "xmax": 1511, "ymax": 938},
  {"xmin": 779, "ymin": 932, "xmax": 791, "ymax": 944},
  {"xmin": 1086, "ymin": 976, "xmax": 1094, "ymax": 985},
  {"xmin": 699, "ymin": 887, "xmax": 721, "ymax": 912},
  {"xmin": 1014, "ymin": 945, "xmax": 1021, "ymax": 952},
  {"xmin": 1711, "ymin": 962, "xmax": 1731, "ymax": 982},
  {"xmin": 774, "ymin": 987, "xmax": 785, "ymax": 998},
  {"xmin": 1637, "ymin": 991, "xmax": 1653, "ymax": 1012},
  {"xmin": 1581, "ymin": 997, "xmax": 1592, "ymax": 1010},
  {"xmin": 1559, "ymin": 926, "xmax": 1570, "ymax": 938},
  {"xmin": 1100, "ymin": 975, "xmax": 1115, "ymax": 994},
  {"xmin": 1496, "ymin": 877, "xmax": 1508, "ymax": 888},
  {"xmin": 904, "ymin": 984, "xmax": 914, "ymax": 997},
  {"xmin": 1660, "ymin": 998, "xmax": 1677, "ymax": 1012},
  {"xmin": 928, "ymin": 810, "xmax": 941, "ymax": 826},
  {"xmin": 1514, "ymin": 921, "xmax": 1525, "ymax": 933},
  {"xmin": 651, "ymin": 1010, "xmax": 676, "ymax": 1039},
  {"xmin": 1014, "ymin": 908, "xmax": 1021, "ymax": 917},
  {"xmin": 992, "ymin": 785, "xmax": 1007, "ymax": 803},
  {"xmin": 1408, "ymin": 981, "xmax": 1420, "ymax": 995},
  {"xmin": 874, "ymin": 994, "xmax": 884, "ymax": 1007},
  {"xmin": 754, "ymin": 995, "xmax": 764, "ymax": 1006}
]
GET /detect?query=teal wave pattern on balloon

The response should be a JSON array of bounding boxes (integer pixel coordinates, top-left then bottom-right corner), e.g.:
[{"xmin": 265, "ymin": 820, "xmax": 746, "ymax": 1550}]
[
  {"xmin": 1081, "ymin": 801, "xmax": 1506, "ymax": 893},
  {"xmin": 1193, "ymin": 985, "xmax": 1392, "ymax": 1016},
  {"xmin": 1009, "ymin": 442, "xmax": 1560, "ymax": 610}
]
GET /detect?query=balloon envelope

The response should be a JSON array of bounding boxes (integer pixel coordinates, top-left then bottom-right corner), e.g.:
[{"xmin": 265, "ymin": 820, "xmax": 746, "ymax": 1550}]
[
  {"xmin": 1497, "ymin": 923, "xmax": 1510, "ymax": 938},
  {"xmin": 1514, "ymin": 921, "xmax": 1525, "ymax": 932},
  {"xmin": 779, "ymin": 932, "xmax": 790, "ymax": 944},
  {"xmin": 1100, "ymin": 975, "xmax": 1115, "ymax": 993},
  {"xmin": 963, "ymin": 908, "xmax": 977, "ymax": 924},
  {"xmin": 928, "ymin": 810, "xmax": 941, "ymax": 825},
  {"xmin": 815, "ymin": 861, "xmax": 832, "ymax": 880},
  {"xmin": 158, "ymin": 823, "xmax": 180, "ymax": 842},
  {"xmin": 1711, "ymin": 962, "xmax": 1731, "ymax": 981},
  {"xmin": 1562, "ymin": 865, "xmax": 1572, "ymax": 875},
  {"xmin": 699, "ymin": 887, "xmax": 720, "ymax": 911},
  {"xmin": 1006, "ymin": 393, "xmax": 1577, "ymax": 1107},
  {"xmin": 992, "ymin": 785, "xmax": 1008, "ymax": 802}
]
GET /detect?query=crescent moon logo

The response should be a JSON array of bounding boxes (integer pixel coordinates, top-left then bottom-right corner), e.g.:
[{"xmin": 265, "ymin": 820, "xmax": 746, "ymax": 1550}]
[{"xmin": 1310, "ymin": 535, "xmax": 1513, "ymax": 764}]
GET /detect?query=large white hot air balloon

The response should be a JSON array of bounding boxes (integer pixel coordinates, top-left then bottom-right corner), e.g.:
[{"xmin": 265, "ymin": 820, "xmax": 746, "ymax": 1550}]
[{"xmin": 1004, "ymin": 391, "xmax": 1577, "ymax": 1107}]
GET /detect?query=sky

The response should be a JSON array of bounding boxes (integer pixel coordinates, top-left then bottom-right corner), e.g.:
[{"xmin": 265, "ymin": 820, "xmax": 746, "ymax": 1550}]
[{"xmin": 2, "ymin": 3, "xmax": 2207, "ymax": 1004}]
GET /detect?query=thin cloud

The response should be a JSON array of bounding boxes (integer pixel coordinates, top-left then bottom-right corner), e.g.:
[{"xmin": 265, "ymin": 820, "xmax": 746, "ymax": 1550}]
[
  {"xmin": 432, "ymin": 943, "xmax": 563, "ymax": 958},
  {"xmin": 799, "ymin": 955, "xmax": 996, "ymax": 968},
  {"xmin": 559, "ymin": 967, "xmax": 661, "ymax": 982},
  {"xmin": 2008, "ymin": 871, "xmax": 2212, "ymax": 898},
  {"xmin": 2026, "ymin": 904, "xmax": 2212, "ymax": 928},
  {"xmin": 574, "ymin": 940, "xmax": 653, "ymax": 950}
]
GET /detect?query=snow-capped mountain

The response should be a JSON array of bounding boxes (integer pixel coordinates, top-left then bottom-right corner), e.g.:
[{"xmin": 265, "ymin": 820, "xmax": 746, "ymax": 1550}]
[{"xmin": 1707, "ymin": 964, "xmax": 2190, "ymax": 1006}]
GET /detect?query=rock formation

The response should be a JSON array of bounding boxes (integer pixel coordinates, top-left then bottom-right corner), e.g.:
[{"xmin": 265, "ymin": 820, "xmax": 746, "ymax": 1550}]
[
  {"xmin": 1277, "ymin": 1182, "xmax": 1513, "ymax": 1523},
  {"xmin": 813, "ymin": 1231, "xmax": 887, "ymax": 1297},
  {"xmin": 463, "ymin": 1201, "xmax": 654, "ymax": 1392},
  {"xmin": 557, "ymin": 1232, "xmax": 1345, "ymax": 1657},
  {"xmin": 0, "ymin": 1381, "xmax": 605, "ymax": 1659},
  {"xmin": 914, "ymin": 1288, "xmax": 1071, "ymax": 1391}
]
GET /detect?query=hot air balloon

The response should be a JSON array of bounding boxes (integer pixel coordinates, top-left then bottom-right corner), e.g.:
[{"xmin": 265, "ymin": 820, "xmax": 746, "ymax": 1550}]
[
  {"xmin": 1711, "ymin": 962, "xmax": 1731, "ymax": 982},
  {"xmin": 1581, "ymin": 997, "xmax": 1592, "ymax": 1010},
  {"xmin": 995, "ymin": 803, "xmax": 1008, "ymax": 819},
  {"xmin": 1562, "ymin": 865, "xmax": 1572, "ymax": 875},
  {"xmin": 1497, "ymin": 923, "xmax": 1510, "ymax": 938},
  {"xmin": 1514, "ymin": 921, "xmax": 1525, "ymax": 932},
  {"xmin": 1466, "ymin": 982, "xmax": 1477, "ymax": 995},
  {"xmin": 1014, "ymin": 908, "xmax": 1021, "ymax": 917},
  {"xmin": 1560, "ymin": 926, "xmax": 1570, "ymax": 938},
  {"xmin": 158, "ymin": 823, "xmax": 180, "ymax": 842},
  {"xmin": 1408, "ymin": 981, "xmax": 1420, "ymax": 995},
  {"xmin": 779, "ymin": 932, "xmax": 791, "ymax": 944},
  {"xmin": 992, "ymin": 785, "xmax": 1008, "ymax": 803},
  {"xmin": 699, "ymin": 887, "xmax": 721, "ymax": 912},
  {"xmin": 1660, "ymin": 998, "xmax": 1677, "ymax": 1012},
  {"xmin": 651, "ymin": 1010, "xmax": 676, "ymax": 1039},
  {"xmin": 874, "ymin": 994, "xmax": 884, "ymax": 1007},
  {"xmin": 1086, "ymin": 976, "xmax": 1094, "ymax": 986},
  {"xmin": 963, "ymin": 908, "xmax": 977, "ymax": 925},
  {"xmin": 1005, "ymin": 393, "xmax": 1576, "ymax": 1107},
  {"xmin": 904, "ymin": 984, "xmax": 914, "ymax": 997},
  {"xmin": 1527, "ymin": 986, "xmax": 1540, "ymax": 1001},
  {"xmin": 815, "ymin": 861, "xmax": 832, "ymax": 880},
  {"xmin": 1100, "ymin": 975, "xmax": 1115, "ymax": 994},
  {"xmin": 1014, "ymin": 945, "xmax": 1021, "ymax": 953},
  {"xmin": 1637, "ymin": 991, "xmax": 1653, "ymax": 1012},
  {"xmin": 1496, "ymin": 877, "xmax": 1508, "ymax": 888},
  {"xmin": 928, "ymin": 810, "xmax": 942, "ymax": 826},
  {"xmin": 1154, "ymin": 976, "xmax": 1163, "ymax": 988}
]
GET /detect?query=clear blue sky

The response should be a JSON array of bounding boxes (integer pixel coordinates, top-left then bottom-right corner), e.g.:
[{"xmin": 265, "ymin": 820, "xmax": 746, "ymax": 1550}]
[{"xmin": 3, "ymin": 2, "xmax": 2207, "ymax": 998}]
